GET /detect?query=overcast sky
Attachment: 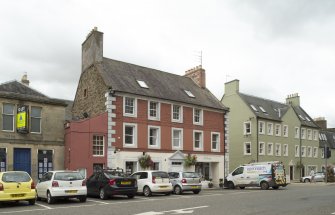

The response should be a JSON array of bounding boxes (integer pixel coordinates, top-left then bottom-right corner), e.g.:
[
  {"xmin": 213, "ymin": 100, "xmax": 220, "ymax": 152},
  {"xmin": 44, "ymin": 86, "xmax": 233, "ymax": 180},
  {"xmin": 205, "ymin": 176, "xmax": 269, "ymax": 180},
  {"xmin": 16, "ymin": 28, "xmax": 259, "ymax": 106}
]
[{"xmin": 1, "ymin": 0, "xmax": 335, "ymax": 127}]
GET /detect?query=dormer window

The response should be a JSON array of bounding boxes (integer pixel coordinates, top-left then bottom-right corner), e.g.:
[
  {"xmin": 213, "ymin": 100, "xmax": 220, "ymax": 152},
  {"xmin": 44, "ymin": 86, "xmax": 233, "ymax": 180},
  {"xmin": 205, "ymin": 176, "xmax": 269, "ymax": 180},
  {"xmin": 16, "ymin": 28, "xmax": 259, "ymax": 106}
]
[
  {"xmin": 250, "ymin": 105, "xmax": 258, "ymax": 112},
  {"xmin": 137, "ymin": 80, "xmax": 149, "ymax": 88},
  {"xmin": 184, "ymin": 90, "xmax": 195, "ymax": 98}
]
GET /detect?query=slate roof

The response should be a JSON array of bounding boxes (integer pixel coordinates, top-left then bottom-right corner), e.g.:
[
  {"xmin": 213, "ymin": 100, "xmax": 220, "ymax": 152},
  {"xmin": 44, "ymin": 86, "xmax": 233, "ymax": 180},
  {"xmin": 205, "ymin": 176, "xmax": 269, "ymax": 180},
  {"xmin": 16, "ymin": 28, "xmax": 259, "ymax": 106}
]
[
  {"xmin": 320, "ymin": 130, "xmax": 335, "ymax": 149},
  {"xmin": 100, "ymin": 58, "xmax": 227, "ymax": 111},
  {"xmin": 292, "ymin": 106, "xmax": 319, "ymax": 128},
  {"xmin": 239, "ymin": 93, "xmax": 289, "ymax": 121},
  {"xmin": 0, "ymin": 80, "xmax": 67, "ymax": 106}
]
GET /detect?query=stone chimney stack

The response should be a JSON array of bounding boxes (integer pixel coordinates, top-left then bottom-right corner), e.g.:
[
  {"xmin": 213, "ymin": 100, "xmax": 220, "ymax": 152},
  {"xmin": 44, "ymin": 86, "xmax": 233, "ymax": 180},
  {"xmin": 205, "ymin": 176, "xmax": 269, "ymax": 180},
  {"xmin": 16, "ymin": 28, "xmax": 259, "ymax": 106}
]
[
  {"xmin": 82, "ymin": 27, "xmax": 103, "ymax": 72},
  {"xmin": 314, "ymin": 117, "xmax": 327, "ymax": 129},
  {"xmin": 21, "ymin": 72, "xmax": 29, "ymax": 86},
  {"xmin": 286, "ymin": 93, "xmax": 300, "ymax": 106},
  {"xmin": 184, "ymin": 66, "xmax": 206, "ymax": 88}
]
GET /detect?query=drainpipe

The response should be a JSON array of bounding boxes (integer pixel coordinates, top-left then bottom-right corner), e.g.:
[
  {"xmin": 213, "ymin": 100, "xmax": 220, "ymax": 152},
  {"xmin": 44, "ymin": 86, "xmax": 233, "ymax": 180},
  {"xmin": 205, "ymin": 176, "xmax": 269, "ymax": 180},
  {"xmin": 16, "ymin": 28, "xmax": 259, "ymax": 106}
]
[
  {"xmin": 256, "ymin": 116, "xmax": 259, "ymax": 162},
  {"xmin": 299, "ymin": 125, "xmax": 302, "ymax": 179}
]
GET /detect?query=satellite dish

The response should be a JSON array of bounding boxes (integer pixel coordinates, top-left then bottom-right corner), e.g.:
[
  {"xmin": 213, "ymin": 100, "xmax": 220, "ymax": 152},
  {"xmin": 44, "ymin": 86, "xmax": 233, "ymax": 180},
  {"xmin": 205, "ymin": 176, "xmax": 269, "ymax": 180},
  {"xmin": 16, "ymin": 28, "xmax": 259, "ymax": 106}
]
[{"xmin": 83, "ymin": 112, "xmax": 89, "ymax": 118}]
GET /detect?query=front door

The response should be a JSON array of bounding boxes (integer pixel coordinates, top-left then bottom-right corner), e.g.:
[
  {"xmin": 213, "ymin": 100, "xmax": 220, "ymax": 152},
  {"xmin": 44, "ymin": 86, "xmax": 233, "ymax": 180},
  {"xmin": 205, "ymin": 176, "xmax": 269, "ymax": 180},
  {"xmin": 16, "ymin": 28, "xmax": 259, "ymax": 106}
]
[
  {"xmin": 290, "ymin": 166, "xmax": 293, "ymax": 181},
  {"xmin": 13, "ymin": 148, "xmax": 31, "ymax": 175}
]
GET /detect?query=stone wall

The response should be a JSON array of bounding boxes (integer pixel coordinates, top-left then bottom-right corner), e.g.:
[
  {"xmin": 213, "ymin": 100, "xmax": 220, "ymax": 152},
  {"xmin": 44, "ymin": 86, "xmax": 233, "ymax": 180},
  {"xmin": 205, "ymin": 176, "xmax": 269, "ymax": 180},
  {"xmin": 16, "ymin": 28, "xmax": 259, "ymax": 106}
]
[{"xmin": 72, "ymin": 64, "xmax": 108, "ymax": 119}]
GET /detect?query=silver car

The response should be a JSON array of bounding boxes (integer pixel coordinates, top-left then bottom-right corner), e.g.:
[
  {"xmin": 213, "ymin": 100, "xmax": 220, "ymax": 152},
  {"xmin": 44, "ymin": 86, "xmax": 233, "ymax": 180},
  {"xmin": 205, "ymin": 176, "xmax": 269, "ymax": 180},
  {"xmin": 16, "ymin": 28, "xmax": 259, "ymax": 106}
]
[
  {"xmin": 168, "ymin": 172, "xmax": 202, "ymax": 195},
  {"xmin": 301, "ymin": 172, "xmax": 325, "ymax": 183}
]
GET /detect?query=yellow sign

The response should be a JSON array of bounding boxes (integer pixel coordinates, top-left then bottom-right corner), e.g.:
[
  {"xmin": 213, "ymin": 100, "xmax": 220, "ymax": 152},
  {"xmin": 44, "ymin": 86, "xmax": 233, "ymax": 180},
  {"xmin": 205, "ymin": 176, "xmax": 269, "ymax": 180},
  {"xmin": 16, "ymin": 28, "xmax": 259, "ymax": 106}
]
[{"xmin": 17, "ymin": 112, "xmax": 26, "ymax": 129}]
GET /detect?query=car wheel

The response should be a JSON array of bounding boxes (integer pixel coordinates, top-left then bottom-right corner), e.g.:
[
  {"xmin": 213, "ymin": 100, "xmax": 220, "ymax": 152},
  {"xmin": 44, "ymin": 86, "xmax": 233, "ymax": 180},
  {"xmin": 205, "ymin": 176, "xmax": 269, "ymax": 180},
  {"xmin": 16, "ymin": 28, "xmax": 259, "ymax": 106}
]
[
  {"xmin": 28, "ymin": 198, "xmax": 36, "ymax": 205},
  {"xmin": 193, "ymin": 190, "xmax": 200, "ymax": 194},
  {"xmin": 99, "ymin": 188, "xmax": 108, "ymax": 200},
  {"xmin": 143, "ymin": 186, "xmax": 152, "ymax": 197},
  {"xmin": 227, "ymin": 181, "xmax": 235, "ymax": 189},
  {"xmin": 260, "ymin": 182, "xmax": 269, "ymax": 190},
  {"xmin": 239, "ymin": 186, "xmax": 245, "ymax": 189},
  {"xmin": 174, "ymin": 186, "xmax": 182, "ymax": 195},
  {"xmin": 78, "ymin": 196, "xmax": 87, "ymax": 202},
  {"xmin": 304, "ymin": 178, "xmax": 310, "ymax": 183},
  {"xmin": 47, "ymin": 191, "xmax": 55, "ymax": 204},
  {"xmin": 272, "ymin": 186, "xmax": 279, "ymax": 190},
  {"xmin": 127, "ymin": 194, "xmax": 135, "ymax": 199}
]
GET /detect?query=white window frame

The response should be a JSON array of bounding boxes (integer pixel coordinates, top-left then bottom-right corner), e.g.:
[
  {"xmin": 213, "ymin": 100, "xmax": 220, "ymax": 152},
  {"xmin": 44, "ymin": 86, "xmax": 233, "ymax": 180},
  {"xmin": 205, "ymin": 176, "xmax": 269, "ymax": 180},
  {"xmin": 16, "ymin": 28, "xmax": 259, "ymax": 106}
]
[
  {"xmin": 267, "ymin": 123, "xmax": 273, "ymax": 135},
  {"xmin": 193, "ymin": 130, "xmax": 204, "ymax": 151},
  {"xmin": 123, "ymin": 97, "xmax": 137, "ymax": 117},
  {"xmin": 307, "ymin": 146, "xmax": 312, "ymax": 157},
  {"xmin": 243, "ymin": 121, "xmax": 251, "ymax": 135},
  {"xmin": 295, "ymin": 145, "xmax": 300, "ymax": 157},
  {"xmin": 211, "ymin": 132, "xmax": 220, "ymax": 152},
  {"xmin": 295, "ymin": 127, "xmax": 300, "ymax": 139},
  {"xmin": 193, "ymin": 108, "xmax": 203, "ymax": 125},
  {"xmin": 283, "ymin": 125, "xmax": 288, "ymax": 137},
  {"xmin": 171, "ymin": 104, "xmax": 183, "ymax": 123},
  {"xmin": 148, "ymin": 126, "xmax": 161, "ymax": 149},
  {"xmin": 137, "ymin": 80, "xmax": 149, "ymax": 88},
  {"xmin": 283, "ymin": 144, "xmax": 288, "ymax": 156},
  {"xmin": 307, "ymin": 129, "xmax": 312, "ymax": 140},
  {"xmin": 92, "ymin": 135, "xmax": 104, "ymax": 157},
  {"xmin": 267, "ymin": 142, "xmax": 273, "ymax": 155},
  {"xmin": 321, "ymin": 148, "xmax": 325, "ymax": 158},
  {"xmin": 2, "ymin": 103, "xmax": 15, "ymax": 132},
  {"xmin": 275, "ymin": 124, "xmax": 281, "ymax": 136},
  {"xmin": 275, "ymin": 143, "xmax": 281, "ymax": 156},
  {"xmin": 301, "ymin": 128, "xmax": 306, "ymax": 139},
  {"xmin": 172, "ymin": 128, "xmax": 183, "ymax": 150},
  {"xmin": 259, "ymin": 142, "xmax": 265, "ymax": 155},
  {"xmin": 148, "ymin": 101, "xmax": 160, "ymax": 121},
  {"xmin": 244, "ymin": 142, "xmax": 251, "ymax": 155},
  {"xmin": 313, "ymin": 130, "xmax": 318, "ymax": 141},
  {"xmin": 301, "ymin": 146, "xmax": 306, "ymax": 157},
  {"xmin": 313, "ymin": 147, "xmax": 318, "ymax": 158},
  {"xmin": 31, "ymin": 106, "xmax": 42, "ymax": 134},
  {"xmin": 259, "ymin": 121, "xmax": 265, "ymax": 134},
  {"xmin": 123, "ymin": 123, "xmax": 137, "ymax": 148}
]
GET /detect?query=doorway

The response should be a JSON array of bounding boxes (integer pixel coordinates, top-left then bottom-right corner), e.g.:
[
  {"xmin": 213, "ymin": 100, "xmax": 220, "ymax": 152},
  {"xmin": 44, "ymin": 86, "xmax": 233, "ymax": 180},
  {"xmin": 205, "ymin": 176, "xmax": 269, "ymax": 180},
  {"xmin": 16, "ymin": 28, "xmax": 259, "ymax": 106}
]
[
  {"xmin": 14, "ymin": 148, "xmax": 31, "ymax": 175},
  {"xmin": 289, "ymin": 166, "xmax": 293, "ymax": 181}
]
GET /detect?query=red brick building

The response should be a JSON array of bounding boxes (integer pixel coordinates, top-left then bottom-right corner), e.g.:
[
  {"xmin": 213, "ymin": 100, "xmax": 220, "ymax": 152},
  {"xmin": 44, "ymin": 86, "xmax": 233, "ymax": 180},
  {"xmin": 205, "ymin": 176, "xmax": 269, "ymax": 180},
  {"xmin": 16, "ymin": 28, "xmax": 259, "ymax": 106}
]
[{"xmin": 65, "ymin": 28, "xmax": 229, "ymax": 185}]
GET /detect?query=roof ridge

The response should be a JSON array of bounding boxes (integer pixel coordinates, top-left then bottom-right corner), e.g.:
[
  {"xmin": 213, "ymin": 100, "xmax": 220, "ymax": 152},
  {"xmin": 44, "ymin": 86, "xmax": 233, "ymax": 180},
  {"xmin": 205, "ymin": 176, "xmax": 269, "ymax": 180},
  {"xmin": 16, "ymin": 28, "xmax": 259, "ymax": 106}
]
[{"xmin": 239, "ymin": 92, "xmax": 287, "ymax": 106}]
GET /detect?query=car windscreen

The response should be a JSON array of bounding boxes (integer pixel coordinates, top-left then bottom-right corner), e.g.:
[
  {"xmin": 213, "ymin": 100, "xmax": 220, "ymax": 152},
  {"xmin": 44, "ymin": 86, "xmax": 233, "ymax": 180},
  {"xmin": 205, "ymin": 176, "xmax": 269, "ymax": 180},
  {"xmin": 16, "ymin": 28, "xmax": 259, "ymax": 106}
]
[
  {"xmin": 2, "ymin": 172, "xmax": 31, "ymax": 182},
  {"xmin": 54, "ymin": 172, "xmax": 84, "ymax": 181},
  {"xmin": 152, "ymin": 172, "xmax": 169, "ymax": 178},
  {"xmin": 182, "ymin": 172, "xmax": 200, "ymax": 178}
]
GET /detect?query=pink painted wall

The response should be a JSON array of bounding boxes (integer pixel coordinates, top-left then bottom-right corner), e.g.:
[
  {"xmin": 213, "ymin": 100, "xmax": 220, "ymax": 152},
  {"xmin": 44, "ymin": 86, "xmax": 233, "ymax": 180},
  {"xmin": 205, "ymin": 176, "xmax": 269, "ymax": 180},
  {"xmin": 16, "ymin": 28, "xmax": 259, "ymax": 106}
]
[{"xmin": 64, "ymin": 112, "xmax": 107, "ymax": 177}]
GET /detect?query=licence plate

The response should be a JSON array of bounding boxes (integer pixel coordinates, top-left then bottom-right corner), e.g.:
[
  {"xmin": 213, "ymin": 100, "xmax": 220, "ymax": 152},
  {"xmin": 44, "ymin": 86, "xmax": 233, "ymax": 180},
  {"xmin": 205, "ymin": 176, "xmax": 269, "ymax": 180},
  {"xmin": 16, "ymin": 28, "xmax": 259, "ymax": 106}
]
[
  {"xmin": 159, "ymin": 186, "xmax": 168, "ymax": 188},
  {"xmin": 191, "ymin": 186, "xmax": 199, "ymax": 189},
  {"xmin": 65, "ymin": 190, "xmax": 78, "ymax": 194},
  {"xmin": 121, "ymin": 181, "xmax": 131, "ymax": 185},
  {"xmin": 11, "ymin": 194, "xmax": 25, "ymax": 198}
]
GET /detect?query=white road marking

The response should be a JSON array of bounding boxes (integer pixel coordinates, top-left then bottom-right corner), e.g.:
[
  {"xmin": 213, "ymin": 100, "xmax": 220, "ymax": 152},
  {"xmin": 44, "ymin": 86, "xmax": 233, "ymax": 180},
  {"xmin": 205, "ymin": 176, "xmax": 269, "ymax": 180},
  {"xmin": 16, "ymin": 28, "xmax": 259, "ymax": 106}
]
[
  {"xmin": 35, "ymin": 203, "xmax": 52, "ymax": 209},
  {"xmin": 87, "ymin": 199, "xmax": 109, "ymax": 205},
  {"xmin": 134, "ymin": 206, "xmax": 209, "ymax": 215},
  {"xmin": 331, "ymin": 212, "xmax": 335, "ymax": 214},
  {"xmin": 0, "ymin": 209, "xmax": 47, "ymax": 214}
]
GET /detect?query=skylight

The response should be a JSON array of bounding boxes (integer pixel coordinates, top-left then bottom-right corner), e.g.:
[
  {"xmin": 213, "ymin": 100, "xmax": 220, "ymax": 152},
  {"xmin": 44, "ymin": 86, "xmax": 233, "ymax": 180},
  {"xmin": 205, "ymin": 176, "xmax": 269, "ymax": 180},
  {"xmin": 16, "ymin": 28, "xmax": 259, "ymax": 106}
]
[
  {"xmin": 306, "ymin": 117, "xmax": 311, "ymax": 122},
  {"xmin": 259, "ymin": 106, "xmax": 267, "ymax": 113},
  {"xmin": 184, "ymin": 90, "xmax": 195, "ymax": 98},
  {"xmin": 137, "ymin": 80, "xmax": 149, "ymax": 88},
  {"xmin": 250, "ymin": 105, "xmax": 258, "ymax": 112},
  {"xmin": 299, "ymin": 115, "xmax": 305, "ymax": 121}
]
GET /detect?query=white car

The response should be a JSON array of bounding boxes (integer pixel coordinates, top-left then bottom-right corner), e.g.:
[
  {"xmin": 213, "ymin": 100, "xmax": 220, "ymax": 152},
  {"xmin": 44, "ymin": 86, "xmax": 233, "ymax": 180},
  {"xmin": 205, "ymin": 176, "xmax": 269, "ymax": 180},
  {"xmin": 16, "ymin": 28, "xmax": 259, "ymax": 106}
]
[
  {"xmin": 130, "ymin": 171, "xmax": 172, "ymax": 197},
  {"xmin": 36, "ymin": 171, "xmax": 87, "ymax": 204}
]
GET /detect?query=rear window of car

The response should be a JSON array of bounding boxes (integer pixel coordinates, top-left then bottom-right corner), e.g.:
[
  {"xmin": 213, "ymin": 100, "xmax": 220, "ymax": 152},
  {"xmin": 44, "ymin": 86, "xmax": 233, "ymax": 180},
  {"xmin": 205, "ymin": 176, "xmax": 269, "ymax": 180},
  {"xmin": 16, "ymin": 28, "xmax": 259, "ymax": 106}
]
[
  {"xmin": 152, "ymin": 171, "xmax": 169, "ymax": 178},
  {"xmin": 2, "ymin": 172, "xmax": 31, "ymax": 182},
  {"xmin": 54, "ymin": 172, "xmax": 84, "ymax": 181},
  {"xmin": 182, "ymin": 172, "xmax": 200, "ymax": 178},
  {"xmin": 104, "ymin": 172, "xmax": 123, "ymax": 178}
]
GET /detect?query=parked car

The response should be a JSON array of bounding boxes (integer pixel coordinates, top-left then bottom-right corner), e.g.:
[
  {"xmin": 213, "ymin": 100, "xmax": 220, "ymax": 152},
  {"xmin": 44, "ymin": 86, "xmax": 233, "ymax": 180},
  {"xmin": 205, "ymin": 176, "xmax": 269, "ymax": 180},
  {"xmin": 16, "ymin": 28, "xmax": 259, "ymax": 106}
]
[
  {"xmin": 86, "ymin": 169, "xmax": 137, "ymax": 200},
  {"xmin": 130, "ymin": 171, "xmax": 172, "ymax": 197},
  {"xmin": 36, "ymin": 170, "xmax": 87, "ymax": 204},
  {"xmin": 0, "ymin": 171, "xmax": 36, "ymax": 205},
  {"xmin": 301, "ymin": 172, "xmax": 325, "ymax": 183},
  {"xmin": 168, "ymin": 172, "xmax": 202, "ymax": 195}
]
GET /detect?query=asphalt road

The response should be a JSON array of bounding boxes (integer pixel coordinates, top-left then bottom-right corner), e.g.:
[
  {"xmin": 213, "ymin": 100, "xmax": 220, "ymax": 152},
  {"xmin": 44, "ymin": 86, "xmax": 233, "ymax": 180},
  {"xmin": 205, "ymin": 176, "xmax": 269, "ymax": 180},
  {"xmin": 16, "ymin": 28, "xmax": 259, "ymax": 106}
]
[{"xmin": 0, "ymin": 183, "xmax": 334, "ymax": 215}]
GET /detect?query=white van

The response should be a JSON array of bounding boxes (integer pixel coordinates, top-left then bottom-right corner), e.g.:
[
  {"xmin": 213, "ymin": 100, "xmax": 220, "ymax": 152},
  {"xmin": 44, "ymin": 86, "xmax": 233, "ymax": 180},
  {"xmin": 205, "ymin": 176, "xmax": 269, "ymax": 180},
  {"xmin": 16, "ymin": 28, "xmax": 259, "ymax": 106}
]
[{"xmin": 224, "ymin": 161, "xmax": 287, "ymax": 190}]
